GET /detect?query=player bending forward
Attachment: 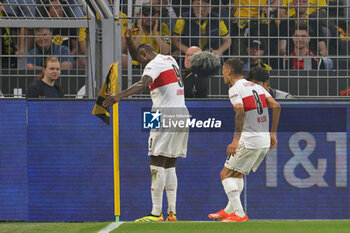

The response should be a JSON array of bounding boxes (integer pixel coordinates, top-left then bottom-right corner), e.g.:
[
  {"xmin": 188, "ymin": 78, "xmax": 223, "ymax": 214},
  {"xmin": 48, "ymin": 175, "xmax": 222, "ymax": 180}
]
[
  {"xmin": 208, "ymin": 59, "xmax": 281, "ymax": 222},
  {"xmin": 103, "ymin": 28, "xmax": 188, "ymax": 222}
]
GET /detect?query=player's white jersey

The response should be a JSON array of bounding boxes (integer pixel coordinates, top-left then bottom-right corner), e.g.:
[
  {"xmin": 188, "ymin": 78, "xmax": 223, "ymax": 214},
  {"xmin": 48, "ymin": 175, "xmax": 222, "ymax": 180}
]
[
  {"xmin": 142, "ymin": 54, "xmax": 185, "ymax": 108},
  {"xmin": 229, "ymin": 79, "xmax": 271, "ymax": 149}
]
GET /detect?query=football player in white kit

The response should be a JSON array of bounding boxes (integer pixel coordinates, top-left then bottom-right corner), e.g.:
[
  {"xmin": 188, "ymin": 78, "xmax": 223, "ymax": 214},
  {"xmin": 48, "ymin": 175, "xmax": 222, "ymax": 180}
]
[
  {"xmin": 103, "ymin": 28, "xmax": 188, "ymax": 222},
  {"xmin": 208, "ymin": 59, "xmax": 281, "ymax": 222}
]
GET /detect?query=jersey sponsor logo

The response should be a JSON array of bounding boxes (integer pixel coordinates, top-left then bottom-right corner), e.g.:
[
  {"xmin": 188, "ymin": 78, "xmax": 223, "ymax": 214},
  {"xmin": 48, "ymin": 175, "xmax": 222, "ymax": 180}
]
[{"xmin": 149, "ymin": 69, "xmax": 178, "ymax": 91}]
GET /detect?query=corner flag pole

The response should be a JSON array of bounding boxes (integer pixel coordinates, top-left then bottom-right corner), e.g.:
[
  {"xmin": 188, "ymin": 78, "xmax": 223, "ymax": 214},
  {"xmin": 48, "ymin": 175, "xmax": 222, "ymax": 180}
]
[{"xmin": 113, "ymin": 103, "xmax": 120, "ymax": 222}]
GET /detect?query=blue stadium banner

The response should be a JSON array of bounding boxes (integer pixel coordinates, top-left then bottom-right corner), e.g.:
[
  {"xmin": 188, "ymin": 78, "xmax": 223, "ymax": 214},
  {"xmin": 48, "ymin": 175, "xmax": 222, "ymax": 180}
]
[{"xmin": 0, "ymin": 100, "xmax": 349, "ymax": 221}]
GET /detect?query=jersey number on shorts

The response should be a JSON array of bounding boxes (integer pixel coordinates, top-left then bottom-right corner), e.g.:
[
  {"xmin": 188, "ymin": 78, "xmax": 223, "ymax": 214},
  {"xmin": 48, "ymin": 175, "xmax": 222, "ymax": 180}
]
[
  {"xmin": 252, "ymin": 90, "xmax": 263, "ymax": 115},
  {"xmin": 172, "ymin": 64, "xmax": 183, "ymax": 87}
]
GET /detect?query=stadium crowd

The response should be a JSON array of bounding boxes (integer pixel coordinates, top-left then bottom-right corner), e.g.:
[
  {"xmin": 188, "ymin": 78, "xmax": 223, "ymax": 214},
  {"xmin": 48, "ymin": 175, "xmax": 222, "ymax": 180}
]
[{"xmin": 0, "ymin": 0, "xmax": 349, "ymax": 97}]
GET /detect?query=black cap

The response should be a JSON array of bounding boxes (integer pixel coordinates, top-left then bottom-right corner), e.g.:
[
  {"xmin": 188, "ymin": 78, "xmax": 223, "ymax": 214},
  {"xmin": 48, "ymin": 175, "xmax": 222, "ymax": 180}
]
[{"xmin": 249, "ymin": 39, "xmax": 265, "ymax": 50}]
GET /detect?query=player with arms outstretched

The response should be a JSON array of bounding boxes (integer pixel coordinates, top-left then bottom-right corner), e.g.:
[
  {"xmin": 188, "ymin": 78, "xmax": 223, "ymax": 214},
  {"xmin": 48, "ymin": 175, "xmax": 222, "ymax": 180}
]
[
  {"xmin": 208, "ymin": 60, "xmax": 281, "ymax": 222},
  {"xmin": 103, "ymin": 28, "xmax": 188, "ymax": 222}
]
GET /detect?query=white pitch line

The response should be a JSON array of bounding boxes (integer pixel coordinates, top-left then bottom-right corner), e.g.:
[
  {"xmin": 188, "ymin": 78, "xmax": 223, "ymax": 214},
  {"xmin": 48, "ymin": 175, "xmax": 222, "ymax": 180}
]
[{"xmin": 98, "ymin": 222, "xmax": 124, "ymax": 233}]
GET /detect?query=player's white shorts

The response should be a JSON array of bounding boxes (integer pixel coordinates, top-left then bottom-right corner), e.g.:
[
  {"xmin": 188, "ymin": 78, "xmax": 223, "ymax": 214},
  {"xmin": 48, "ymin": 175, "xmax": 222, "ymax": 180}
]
[
  {"xmin": 224, "ymin": 142, "xmax": 269, "ymax": 174},
  {"xmin": 148, "ymin": 128, "xmax": 188, "ymax": 158}
]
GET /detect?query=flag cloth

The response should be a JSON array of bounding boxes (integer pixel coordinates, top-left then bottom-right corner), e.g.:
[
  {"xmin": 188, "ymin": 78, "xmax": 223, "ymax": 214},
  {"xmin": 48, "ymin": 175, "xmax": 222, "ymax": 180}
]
[{"xmin": 92, "ymin": 62, "xmax": 119, "ymax": 125}]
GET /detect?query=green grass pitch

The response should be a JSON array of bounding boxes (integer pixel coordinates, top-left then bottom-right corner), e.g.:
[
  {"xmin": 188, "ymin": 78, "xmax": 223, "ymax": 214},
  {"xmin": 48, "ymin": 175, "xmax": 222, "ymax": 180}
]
[
  {"xmin": 1, "ymin": 221, "xmax": 350, "ymax": 233},
  {"xmin": 0, "ymin": 222, "xmax": 109, "ymax": 233},
  {"xmin": 112, "ymin": 221, "xmax": 350, "ymax": 233}
]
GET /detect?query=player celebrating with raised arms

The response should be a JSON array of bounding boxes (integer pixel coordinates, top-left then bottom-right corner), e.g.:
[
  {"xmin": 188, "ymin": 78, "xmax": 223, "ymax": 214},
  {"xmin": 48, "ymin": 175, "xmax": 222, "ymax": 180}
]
[
  {"xmin": 208, "ymin": 62, "xmax": 281, "ymax": 222},
  {"xmin": 103, "ymin": 28, "xmax": 188, "ymax": 222}
]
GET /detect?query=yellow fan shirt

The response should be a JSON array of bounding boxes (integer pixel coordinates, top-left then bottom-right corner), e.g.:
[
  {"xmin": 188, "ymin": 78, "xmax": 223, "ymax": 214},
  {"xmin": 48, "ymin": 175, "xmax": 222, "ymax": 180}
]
[
  {"xmin": 233, "ymin": 0, "xmax": 267, "ymax": 18},
  {"xmin": 282, "ymin": 0, "xmax": 327, "ymax": 16},
  {"xmin": 232, "ymin": 0, "xmax": 327, "ymax": 18},
  {"xmin": 173, "ymin": 18, "xmax": 229, "ymax": 50}
]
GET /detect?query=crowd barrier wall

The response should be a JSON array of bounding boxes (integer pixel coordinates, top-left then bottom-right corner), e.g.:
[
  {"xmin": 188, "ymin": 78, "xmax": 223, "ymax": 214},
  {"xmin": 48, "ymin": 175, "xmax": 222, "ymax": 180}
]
[{"xmin": 0, "ymin": 99, "xmax": 349, "ymax": 221}]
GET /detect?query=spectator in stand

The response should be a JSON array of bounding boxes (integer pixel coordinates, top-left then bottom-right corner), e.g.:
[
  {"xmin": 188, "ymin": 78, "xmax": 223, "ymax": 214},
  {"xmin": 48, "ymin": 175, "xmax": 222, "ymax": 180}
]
[
  {"xmin": 133, "ymin": 5, "xmax": 170, "ymax": 54},
  {"xmin": 150, "ymin": 0, "xmax": 177, "ymax": 31},
  {"xmin": 3, "ymin": 1, "xmax": 75, "ymax": 63},
  {"xmin": 278, "ymin": 0, "xmax": 327, "ymax": 56},
  {"xmin": 243, "ymin": 39, "xmax": 272, "ymax": 70},
  {"xmin": 130, "ymin": 4, "xmax": 171, "ymax": 67},
  {"xmin": 172, "ymin": 0, "xmax": 231, "ymax": 56},
  {"xmin": 246, "ymin": 66, "xmax": 292, "ymax": 99},
  {"xmin": 27, "ymin": 28, "xmax": 74, "ymax": 69},
  {"xmin": 27, "ymin": 57, "xmax": 64, "ymax": 98},
  {"xmin": 36, "ymin": 0, "xmax": 86, "ymax": 68},
  {"xmin": 37, "ymin": 0, "xmax": 77, "ymax": 51},
  {"xmin": 282, "ymin": 22, "xmax": 327, "ymax": 70}
]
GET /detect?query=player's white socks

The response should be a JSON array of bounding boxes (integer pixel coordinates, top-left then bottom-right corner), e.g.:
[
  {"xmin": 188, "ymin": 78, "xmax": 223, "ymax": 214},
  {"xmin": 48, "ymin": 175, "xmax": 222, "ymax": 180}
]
[
  {"xmin": 237, "ymin": 177, "xmax": 244, "ymax": 194},
  {"xmin": 224, "ymin": 201, "xmax": 234, "ymax": 214},
  {"xmin": 165, "ymin": 167, "xmax": 177, "ymax": 214},
  {"xmin": 150, "ymin": 165, "xmax": 165, "ymax": 216},
  {"xmin": 222, "ymin": 177, "xmax": 245, "ymax": 217},
  {"xmin": 223, "ymin": 178, "xmax": 244, "ymax": 214}
]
